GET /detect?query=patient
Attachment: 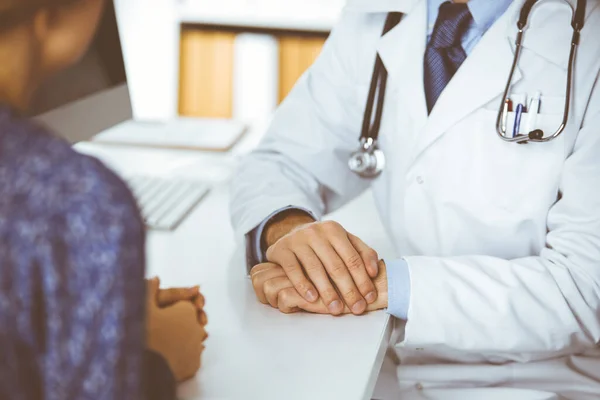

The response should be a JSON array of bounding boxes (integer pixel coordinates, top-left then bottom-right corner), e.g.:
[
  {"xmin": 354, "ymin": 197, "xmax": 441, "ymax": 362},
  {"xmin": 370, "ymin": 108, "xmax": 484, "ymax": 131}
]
[{"xmin": 0, "ymin": 0, "xmax": 206, "ymax": 398}]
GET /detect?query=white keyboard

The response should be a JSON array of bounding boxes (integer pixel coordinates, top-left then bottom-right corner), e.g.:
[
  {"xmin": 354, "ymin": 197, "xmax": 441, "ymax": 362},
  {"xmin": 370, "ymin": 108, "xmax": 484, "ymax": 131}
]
[{"xmin": 126, "ymin": 176, "xmax": 210, "ymax": 231}]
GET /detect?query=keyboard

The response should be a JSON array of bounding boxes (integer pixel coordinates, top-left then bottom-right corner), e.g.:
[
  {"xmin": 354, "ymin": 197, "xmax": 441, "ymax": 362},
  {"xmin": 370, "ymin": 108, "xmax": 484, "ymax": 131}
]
[{"xmin": 126, "ymin": 176, "xmax": 210, "ymax": 231}]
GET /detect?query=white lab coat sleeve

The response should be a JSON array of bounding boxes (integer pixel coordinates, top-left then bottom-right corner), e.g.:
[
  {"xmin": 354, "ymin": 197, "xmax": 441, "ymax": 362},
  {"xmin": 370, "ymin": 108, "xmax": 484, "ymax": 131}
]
[
  {"xmin": 402, "ymin": 79, "xmax": 600, "ymax": 360},
  {"xmin": 230, "ymin": 12, "xmax": 382, "ymax": 239}
]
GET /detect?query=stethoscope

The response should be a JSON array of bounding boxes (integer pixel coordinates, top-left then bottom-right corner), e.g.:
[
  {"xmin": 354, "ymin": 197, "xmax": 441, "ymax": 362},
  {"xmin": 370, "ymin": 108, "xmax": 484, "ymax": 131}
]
[{"xmin": 348, "ymin": 0, "xmax": 587, "ymax": 179}]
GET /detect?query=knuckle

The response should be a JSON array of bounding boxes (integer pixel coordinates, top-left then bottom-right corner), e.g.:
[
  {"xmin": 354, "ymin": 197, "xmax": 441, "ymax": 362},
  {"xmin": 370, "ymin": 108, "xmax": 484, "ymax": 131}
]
[
  {"xmin": 265, "ymin": 247, "xmax": 275, "ymax": 260},
  {"xmin": 267, "ymin": 242, "xmax": 287, "ymax": 257},
  {"xmin": 277, "ymin": 236, "xmax": 291, "ymax": 247},
  {"xmin": 176, "ymin": 302, "xmax": 197, "ymax": 317},
  {"xmin": 266, "ymin": 248, "xmax": 280, "ymax": 262},
  {"xmin": 200, "ymin": 328, "xmax": 209, "ymax": 341},
  {"xmin": 278, "ymin": 289, "xmax": 292, "ymax": 304},
  {"xmin": 304, "ymin": 225, "xmax": 319, "ymax": 239},
  {"xmin": 345, "ymin": 254, "xmax": 364, "ymax": 271},
  {"xmin": 358, "ymin": 280, "xmax": 375, "ymax": 294},
  {"xmin": 322, "ymin": 288, "xmax": 339, "ymax": 301},
  {"xmin": 343, "ymin": 288, "xmax": 360, "ymax": 301},
  {"xmin": 263, "ymin": 280, "xmax": 276, "ymax": 294},
  {"xmin": 329, "ymin": 261, "xmax": 347, "ymax": 276},
  {"xmin": 365, "ymin": 249, "xmax": 378, "ymax": 260},
  {"xmin": 281, "ymin": 261, "xmax": 298, "ymax": 273},
  {"xmin": 295, "ymin": 280, "xmax": 309, "ymax": 293},
  {"xmin": 303, "ymin": 261, "xmax": 322, "ymax": 273},
  {"xmin": 324, "ymin": 220, "xmax": 342, "ymax": 232}
]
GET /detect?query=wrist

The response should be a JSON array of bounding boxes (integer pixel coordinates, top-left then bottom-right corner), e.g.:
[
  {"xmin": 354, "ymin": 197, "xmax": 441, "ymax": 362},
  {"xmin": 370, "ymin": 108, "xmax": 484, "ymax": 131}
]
[
  {"xmin": 263, "ymin": 209, "xmax": 315, "ymax": 249},
  {"xmin": 146, "ymin": 308, "xmax": 173, "ymax": 371}
]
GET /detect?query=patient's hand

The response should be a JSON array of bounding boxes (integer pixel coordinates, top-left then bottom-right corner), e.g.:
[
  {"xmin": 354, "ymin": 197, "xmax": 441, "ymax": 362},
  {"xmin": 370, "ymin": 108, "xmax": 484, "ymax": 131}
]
[
  {"xmin": 156, "ymin": 283, "xmax": 208, "ymax": 325},
  {"xmin": 146, "ymin": 278, "xmax": 208, "ymax": 382},
  {"xmin": 250, "ymin": 261, "xmax": 388, "ymax": 315}
]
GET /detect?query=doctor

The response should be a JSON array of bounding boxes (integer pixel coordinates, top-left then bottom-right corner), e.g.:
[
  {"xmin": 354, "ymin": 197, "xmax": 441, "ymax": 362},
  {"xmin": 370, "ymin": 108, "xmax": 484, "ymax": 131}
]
[{"xmin": 231, "ymin": 0, "xmax": 600, "ymax": 398}]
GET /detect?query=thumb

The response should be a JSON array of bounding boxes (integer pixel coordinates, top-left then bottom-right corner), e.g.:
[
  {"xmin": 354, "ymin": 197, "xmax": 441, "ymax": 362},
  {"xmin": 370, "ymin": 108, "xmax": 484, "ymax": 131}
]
[{"xmin": 146, "ymin": 277, "xmax": 160, "ymax": 305}]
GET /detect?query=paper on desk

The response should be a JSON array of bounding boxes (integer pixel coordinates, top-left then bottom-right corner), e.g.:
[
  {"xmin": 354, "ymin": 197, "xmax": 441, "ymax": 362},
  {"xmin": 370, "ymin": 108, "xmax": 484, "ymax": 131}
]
[{"xmin": 92, "ymin": 118, "xmax": 247, "ymax": 152}]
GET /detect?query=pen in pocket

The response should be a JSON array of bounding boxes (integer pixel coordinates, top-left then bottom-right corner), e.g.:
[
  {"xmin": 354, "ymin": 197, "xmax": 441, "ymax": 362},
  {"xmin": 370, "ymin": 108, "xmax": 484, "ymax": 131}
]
[
  {"xmin": 525, "ymin": 91, "xmax": 541, "ymax": 135},
  {"xmin": 512, "ymin": 95, "xmax": 527, "ymax": 138},
  {"xmin": 502, "ymin": 99, "xmax": 513, "ymax": 135}
]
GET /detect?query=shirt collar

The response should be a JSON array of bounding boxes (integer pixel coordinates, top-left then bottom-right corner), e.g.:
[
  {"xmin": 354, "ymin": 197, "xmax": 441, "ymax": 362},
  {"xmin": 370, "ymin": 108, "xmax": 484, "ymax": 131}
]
[{"xmin": 428, "ymin": 0, "xmax": 514, "ymax": 33}]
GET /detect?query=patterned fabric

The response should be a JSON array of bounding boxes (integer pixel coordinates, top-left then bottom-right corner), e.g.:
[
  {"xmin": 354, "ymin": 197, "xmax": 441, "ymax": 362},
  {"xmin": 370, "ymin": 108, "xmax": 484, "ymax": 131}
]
[
  {"xmin": 424, "ymin": 1, "xmax": 473, "ymax": 113},
  {"xmin": 427, "ymin": 0, "xmax": 513, "ymax": 55},
  {"xmin": 0, "ymin": 106, "xmax": 148, "ymax": 400}
]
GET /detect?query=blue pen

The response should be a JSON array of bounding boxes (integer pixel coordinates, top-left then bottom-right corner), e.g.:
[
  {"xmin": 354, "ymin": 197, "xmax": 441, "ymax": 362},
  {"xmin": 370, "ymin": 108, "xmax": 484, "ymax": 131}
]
[{"xmin": 512, "ymin": 103, "xmax": 525, "ymax": 138}]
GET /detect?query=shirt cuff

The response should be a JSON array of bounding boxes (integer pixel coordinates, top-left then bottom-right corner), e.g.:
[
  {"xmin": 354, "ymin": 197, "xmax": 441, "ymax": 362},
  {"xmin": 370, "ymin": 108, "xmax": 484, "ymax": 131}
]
[
  {"xmin": 385, "ymin": 258, "xmax": 411, "ymax": 320},
  {"xmin": 250, "ymin": 206, "xmax": 317, "ymax": 263}
]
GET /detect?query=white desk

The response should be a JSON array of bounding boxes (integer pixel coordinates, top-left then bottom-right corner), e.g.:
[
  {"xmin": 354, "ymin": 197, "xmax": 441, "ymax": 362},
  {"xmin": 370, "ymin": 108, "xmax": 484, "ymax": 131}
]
[{"xmin": 74, "ymin": 120, "xmax": 394, "ymax": 400}]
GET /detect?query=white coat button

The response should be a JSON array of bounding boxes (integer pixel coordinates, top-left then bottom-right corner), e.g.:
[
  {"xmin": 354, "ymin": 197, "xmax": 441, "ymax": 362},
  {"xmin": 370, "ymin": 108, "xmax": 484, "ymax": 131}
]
[
  {"xmin": 416, "ymin": 176, "xmax": 424, "ymax": 185},
  {"xmin": 416, "ymin": 383, "xmax": 423, "ymax": 390}
]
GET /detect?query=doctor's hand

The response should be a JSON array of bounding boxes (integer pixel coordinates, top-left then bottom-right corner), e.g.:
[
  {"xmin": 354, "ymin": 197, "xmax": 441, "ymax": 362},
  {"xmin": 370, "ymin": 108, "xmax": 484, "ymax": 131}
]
[
  {"xmin": 250, "ymin": 261, "xmax": 388, "ymax": 315},
  {"xmin": 264, "ymin": 212, "xmax": 380, "ymax": 316}
]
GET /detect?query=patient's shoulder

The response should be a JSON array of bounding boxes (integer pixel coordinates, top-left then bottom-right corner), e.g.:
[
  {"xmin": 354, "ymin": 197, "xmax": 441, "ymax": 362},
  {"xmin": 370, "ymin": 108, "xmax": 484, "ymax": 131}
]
[{"xmin": 0, "ymin": 107, "xmax": 142, "ymax": 231}]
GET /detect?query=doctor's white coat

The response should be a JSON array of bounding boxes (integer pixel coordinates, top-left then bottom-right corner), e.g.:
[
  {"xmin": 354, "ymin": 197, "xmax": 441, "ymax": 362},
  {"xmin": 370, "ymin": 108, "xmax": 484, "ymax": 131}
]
[{"xmin": 230, "ymin": 0, "xmax": 600, "ymax": 398}]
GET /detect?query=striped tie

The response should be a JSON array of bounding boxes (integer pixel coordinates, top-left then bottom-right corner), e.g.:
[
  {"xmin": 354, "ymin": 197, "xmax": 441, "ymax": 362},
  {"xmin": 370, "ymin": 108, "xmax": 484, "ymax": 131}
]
[{"xmin": 424, "ymin": 2, "xmax": 473, "ymax": 114}]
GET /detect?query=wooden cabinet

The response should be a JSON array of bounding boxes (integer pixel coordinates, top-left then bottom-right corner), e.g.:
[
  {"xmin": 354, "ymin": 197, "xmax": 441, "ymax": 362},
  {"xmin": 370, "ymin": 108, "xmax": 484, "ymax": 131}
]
[
  {"xmin": 179, "ymin": 29, "xmax": 236, "ymax": 118},
  {"xmin": 178, "ymin": 26, "xmax": 326, "ymax": 118},
  {"xmin": 277, "ymin": 35, "xmax": 326, "ymax": 103}
]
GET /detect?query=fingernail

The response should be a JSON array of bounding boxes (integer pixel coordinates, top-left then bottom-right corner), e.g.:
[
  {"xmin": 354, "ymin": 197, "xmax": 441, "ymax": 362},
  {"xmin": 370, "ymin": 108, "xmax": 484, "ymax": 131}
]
[
  {"xmin": 371, "ymin": 260, "xmax": 379, "ymax": 274},
  {"xmin": 188, "ymin": 286, "xmax": 200, "ymax": 295},
  {"xmin": 352, "ymin": 300, "xmax": 367, "ymax": 314},
  {"xmin": 328, "ymin": 300, "xmax": 342, "ymax": 314},
  {"xmin": 365, "ymin": 291, "xmax": 377, "ymax": 304},
  {"xmin": 306, "ymin": 290, "xmax": 318, "ymax": 302}
]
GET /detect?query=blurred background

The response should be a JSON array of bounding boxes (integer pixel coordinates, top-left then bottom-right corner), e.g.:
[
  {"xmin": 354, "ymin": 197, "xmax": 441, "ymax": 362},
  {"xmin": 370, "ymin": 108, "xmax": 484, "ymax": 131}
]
[{"xmin": 31, "ymin": 0, "xmax": 345, "ymax": 124}]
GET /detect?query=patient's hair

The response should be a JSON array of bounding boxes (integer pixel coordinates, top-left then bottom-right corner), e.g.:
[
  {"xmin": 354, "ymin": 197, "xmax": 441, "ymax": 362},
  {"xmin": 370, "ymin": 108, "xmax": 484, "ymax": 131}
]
[{"xmin": 0, "ymin": 0, "xmax": 82, "ymax": 33}]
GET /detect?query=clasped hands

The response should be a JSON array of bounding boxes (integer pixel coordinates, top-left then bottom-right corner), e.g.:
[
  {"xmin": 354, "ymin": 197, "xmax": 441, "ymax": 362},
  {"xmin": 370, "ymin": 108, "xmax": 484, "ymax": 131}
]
[{"xmin": 251, "ymin": 213, "xmax": 388, "ymax": 316}]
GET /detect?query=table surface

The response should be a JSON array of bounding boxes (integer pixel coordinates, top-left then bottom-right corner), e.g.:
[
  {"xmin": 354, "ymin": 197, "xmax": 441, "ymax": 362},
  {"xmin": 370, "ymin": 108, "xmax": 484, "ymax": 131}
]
[
  {"xmin": 74, "ymin": 119, "xmax": 394, "ymax": 400},
  {"xmin": 178, "ymin": 0, "xmax": 345, "ymax": 32}
]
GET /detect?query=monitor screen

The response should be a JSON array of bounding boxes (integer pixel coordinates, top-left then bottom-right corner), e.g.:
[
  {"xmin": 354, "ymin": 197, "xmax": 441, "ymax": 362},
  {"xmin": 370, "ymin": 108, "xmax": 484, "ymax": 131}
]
[{"xmin": 29, "ymin": 1, "xmax": 127, "ymax": 116}]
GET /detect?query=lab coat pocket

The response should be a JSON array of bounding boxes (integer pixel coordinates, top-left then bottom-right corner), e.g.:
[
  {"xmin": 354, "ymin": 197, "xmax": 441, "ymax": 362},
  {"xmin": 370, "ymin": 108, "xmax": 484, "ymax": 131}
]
[{"xmin": 473, "ymin": 108, "xmax": 565, "ymax": 214}]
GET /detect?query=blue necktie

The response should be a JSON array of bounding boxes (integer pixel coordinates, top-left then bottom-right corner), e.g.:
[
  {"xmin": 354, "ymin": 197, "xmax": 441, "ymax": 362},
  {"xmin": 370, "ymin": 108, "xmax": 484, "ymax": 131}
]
[{"xmin": 424, "ymin": 2, "xmax": 473, "ymax": 114}]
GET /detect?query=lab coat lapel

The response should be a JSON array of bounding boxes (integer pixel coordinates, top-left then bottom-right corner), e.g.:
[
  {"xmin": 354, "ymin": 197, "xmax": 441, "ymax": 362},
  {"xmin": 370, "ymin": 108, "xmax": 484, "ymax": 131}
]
[
  {"xmin": 412, "ymin": 0, "xmax": 525, "ymax": 160},
  {"xmin": 376, "ymin": 0, "xmax": 429, "ymax": 134}
]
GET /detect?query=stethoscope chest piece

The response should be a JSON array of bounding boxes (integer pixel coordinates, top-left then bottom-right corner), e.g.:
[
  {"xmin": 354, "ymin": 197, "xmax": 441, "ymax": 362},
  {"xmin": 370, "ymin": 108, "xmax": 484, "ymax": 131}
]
[{"xmin": 348, "ymin": 137, "xmax": 386, "ymax": 179}]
